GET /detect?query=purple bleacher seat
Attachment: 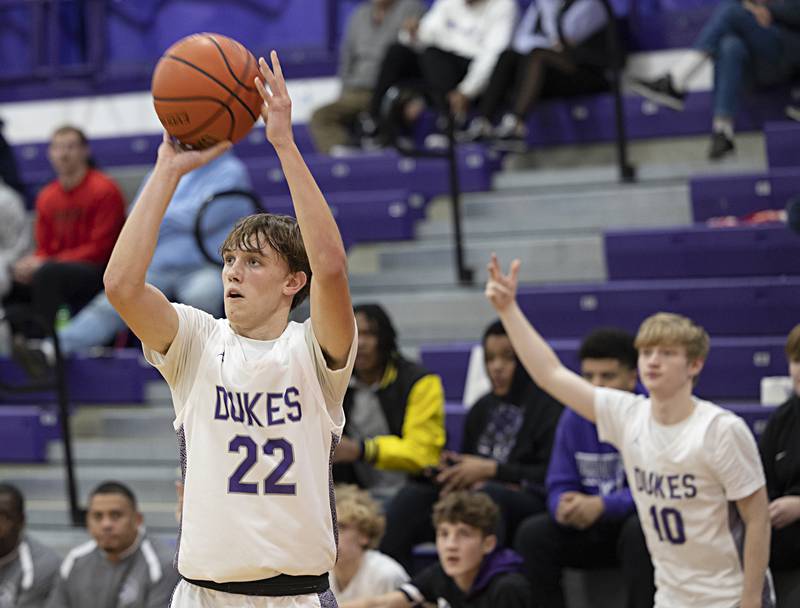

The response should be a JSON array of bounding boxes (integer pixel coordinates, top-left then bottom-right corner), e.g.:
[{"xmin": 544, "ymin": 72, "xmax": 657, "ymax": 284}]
[
  {"xmin": 516, "ymin": 278, "xmax": 800, "ymax": 339},
  {"xmin": 423, "ymin": 336, "xmax": 786, "ymax": 403},
  {"xmin": 0, "ymin": 406, "xmax": 55, "ymax": 462},
  {"xmin": 0, "ymin": 349, "xmax": 150, "ymax": 404},
  {"xmin": 444, "ymin": 403, "xmax": 467, "ymax": 452},
  {"xmin": 262, "ymin": 189, "xmax": 414, "ymax": 248},
  {"xmin": 690, "ymin": 168, "xmax": 800, "ymax": 222},
  {"xmin": 605, "ymin": 225, "xmax": 800, "ymax": 280},
  {"xmin": 765, "ymin": 122, "xmax": 800, "ymax": 170}
]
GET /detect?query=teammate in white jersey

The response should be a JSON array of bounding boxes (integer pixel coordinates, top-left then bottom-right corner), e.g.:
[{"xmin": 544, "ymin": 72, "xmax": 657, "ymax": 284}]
[
  {"xmin": 484, "ymin": 255, "xmax": 774, "ymax": 608},
  {"xmin": 104, "ymin": 51, "xmax": 357, "ymax": 607}
]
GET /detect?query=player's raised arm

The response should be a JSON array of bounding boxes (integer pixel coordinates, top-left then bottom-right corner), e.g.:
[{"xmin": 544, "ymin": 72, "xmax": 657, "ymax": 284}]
[
  {"xmin": 255, "ymin": 51, "xmax": 354, "ymax": 369},
  {"xmin": 485, "ymin": 254, "xmax": 597, "ymax": 421},
  {"xmin": 103, "ymin": 135, "xmax": 231, "ymax": 354}
]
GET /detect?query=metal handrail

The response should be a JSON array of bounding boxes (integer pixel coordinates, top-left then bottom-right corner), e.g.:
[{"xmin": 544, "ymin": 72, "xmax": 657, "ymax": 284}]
[
  {"xmin": 557, "ymin": 0, "xmax": 636, "ymax": 182},
  {"xmin": 0, "ymin": 308, "xmax": 82, "ymax": 526},
  {"xmin": 193, "ymin": 189, "xmax": 266, "ymax": 265}
]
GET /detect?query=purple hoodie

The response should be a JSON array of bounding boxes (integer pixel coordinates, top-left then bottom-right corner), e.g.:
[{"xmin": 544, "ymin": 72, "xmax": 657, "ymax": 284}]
[
  {"xmin": 468, "ymin": 548, "xmax": 524, "ymax": 597},
  {"xmin": 545, "ymin": 409, "xmax": 634, "ymax": 522}
]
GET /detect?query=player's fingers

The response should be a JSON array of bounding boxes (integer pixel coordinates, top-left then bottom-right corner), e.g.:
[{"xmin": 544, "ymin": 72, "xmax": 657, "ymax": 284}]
[
  {"xmin": 254, "ymin": 75, "xmax": 273, "ymax": 104},
  {"xmin": 487, "ymin": 253, "xmax": 500, "ymax": 281},
  {"xmin": 270, "ymin": 50, "xmax": 287, "ymax": 94},
  {"xmin": 509, "ymin": 258, "xmax": 521, "ymax": 284},
  {"xmin": 258, "ymin": 57, "xmax": 278, "ymax": 93},
  {"xmin": 200, "ymin": 140, "xmax": 233, "ymax": 162}
]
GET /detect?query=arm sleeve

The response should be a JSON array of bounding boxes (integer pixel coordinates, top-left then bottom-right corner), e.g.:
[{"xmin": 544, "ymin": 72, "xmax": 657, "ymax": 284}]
[
  {"xmin": 601, "ymin": 487, "xmax": 635, "ymax": 522},
  {"xmin": 304, "ymin": 319, "xmax": 357, "ymax": 424},
  {"xmin": 43, "ymin": 572, "xmax": 69, "ymax": 608},
  {"xmin": 768, "ymin": 2, "xmax": 800, "ymax": 30},
  {"xmin": 594, "ymin": 387, "xmax": 636, "ymax": 450},
  {"xmin": 53, "ymin": 183, "xmax": 126, "ymax": 263},
  {"xmin": 457, "ymin": 2, "xmax": 518, "ymax": 98},
  {"xmin": 562, "ymin": 0, "xmax": 608, "ymax": 45},
  {"xmin": 545, "ymin": 411, "xmax": 584, "ymax": 517},
  {"xmin": 365, "ymin": 374, "xmax": 446, "ymax": 472},
  {"xmin": 707, "ymin": 414, "xmax": 766, "ymax": 501},
  {"xmin": 142, "ymin": 304, "xmax": 216, "ymax": 419}
]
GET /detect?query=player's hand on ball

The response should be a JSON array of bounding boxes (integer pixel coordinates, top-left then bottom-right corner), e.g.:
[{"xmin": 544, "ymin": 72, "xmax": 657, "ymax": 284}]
[
  {"xmin": 485, "ymin": 254, "xmax": 521, "ymax": 312},
  {"xmin": 156, "ymin": 131, "xmax": 231, "ymax": 177},
  {"xmin": 255, "ymin": 50, "xmax": 294, "ymax": 149}
]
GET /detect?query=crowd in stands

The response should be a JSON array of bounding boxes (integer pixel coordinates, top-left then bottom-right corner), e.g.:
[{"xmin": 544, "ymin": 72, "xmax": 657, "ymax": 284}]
[{"xmin": 1, "ymin": 1, "xmax": 800, "ymax": 606}]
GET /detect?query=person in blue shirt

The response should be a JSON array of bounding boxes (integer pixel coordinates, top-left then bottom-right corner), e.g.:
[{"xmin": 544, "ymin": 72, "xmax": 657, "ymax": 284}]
[
  {"xmin": 56, "ymin": 150, "xmax": 252, "ymax": 354},
  {"xmin": 514, "ymin": 328, "xmax": 655, "ymax": 608}
]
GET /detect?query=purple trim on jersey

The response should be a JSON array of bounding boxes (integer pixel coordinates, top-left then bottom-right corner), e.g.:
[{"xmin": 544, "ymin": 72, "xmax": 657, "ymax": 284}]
[
  {"xmin": 318, "ymin": 588, "xmax": 339, "ymax": 607},
  {"xmin": 174, "ymin": 425, "xmax": 187, "ymax": 573},
  {"xmin": 328, "ymin": 433, "xmax": 340, "ymax": 561},
  {"xmin": 728, "ymin": 502, "xmax": 775, "ymax": 608}
]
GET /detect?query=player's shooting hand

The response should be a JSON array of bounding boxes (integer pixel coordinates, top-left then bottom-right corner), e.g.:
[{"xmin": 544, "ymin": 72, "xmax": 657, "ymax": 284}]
[
  {"xmin": 437, "ymin": 455, "xmax": 497, "ymax": 495},
  {"xmin": 256, "ymin": 50, "xmax": 295, "ymax": 150},
  {"xmin": 485, "ymin": 254, "xmax": 521, "ymax": 313},
  {"xmin": 155, "ymin": 131, "xmax": 231, "ymax": 177},
  {"xmin": 768, "ymin": 495, "xmax": 800, "ymax": 529}
]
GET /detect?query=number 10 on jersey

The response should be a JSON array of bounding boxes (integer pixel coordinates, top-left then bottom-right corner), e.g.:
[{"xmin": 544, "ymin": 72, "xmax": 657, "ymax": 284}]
[{"xmin": 649, "ymin": 505, "xmax": 686, "ymax": 545}]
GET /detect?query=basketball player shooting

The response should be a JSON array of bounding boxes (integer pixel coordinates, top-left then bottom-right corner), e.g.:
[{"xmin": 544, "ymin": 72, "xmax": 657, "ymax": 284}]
[
  {"xmin": 104, "ymin": 50, "xmax": 357, "ymax": 607},
  {"xmin": 485, "ymin": 255, "xmax": 774, "ymax": 608}
]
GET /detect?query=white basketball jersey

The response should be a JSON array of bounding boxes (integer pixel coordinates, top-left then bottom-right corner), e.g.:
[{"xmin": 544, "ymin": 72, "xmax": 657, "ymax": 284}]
[
  {"xmin": 595, "ymin": 388, "xmax": 774, "ymax": 608},
  {"xmin": 144, "ymin": 304, "xmax": 356, "ymax": 583}
]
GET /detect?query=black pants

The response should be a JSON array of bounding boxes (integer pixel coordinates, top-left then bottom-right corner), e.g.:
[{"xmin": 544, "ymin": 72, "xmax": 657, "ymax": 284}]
[
  {"xmin": 4, "ymin": 260, "xmax": 104, "ymax": 336},
  {"xmin": 772, "ymin": 520, "xmax": 800, "ymax": 570},
  {"xmin": 380, "ymin": 478, "xmax": 546, "ymax": 573},
  {"xmin": 369, "ymin": 43, "xmax": 470, "ymax": 120},
  {"xmin": 478, "ymin": 48, "xmax": 610, "ymax": 122},
  {"xmin": 514, "ymin": 512, "xmax": 655, "ymax": 608}
]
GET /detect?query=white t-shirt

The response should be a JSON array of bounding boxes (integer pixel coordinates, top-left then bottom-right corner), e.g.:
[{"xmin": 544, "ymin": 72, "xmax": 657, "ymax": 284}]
[
  {"xmin": 144, "ymin": 304, "xmax": 357, "ymax": 582},
  {"xmin": 330, "ymin": 550, "xmax": 409, "ymax": 601},
  {"xmin": 594, "ymin": 388, "xmax": 774, "ymax": 608}
]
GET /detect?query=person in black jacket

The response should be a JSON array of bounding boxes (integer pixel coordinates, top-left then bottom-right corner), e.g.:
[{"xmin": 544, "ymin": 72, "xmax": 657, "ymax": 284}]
[
  {"xmin": 759, "ymin": 323, "xmax": 800, "ymax": 605},
  {"xmin": 631, "ymin": 0, "xmax": 800, "ymax": 160},
  {"xmin": 380, "ymin": 320, "xmax": 562, "ymax": 570}
]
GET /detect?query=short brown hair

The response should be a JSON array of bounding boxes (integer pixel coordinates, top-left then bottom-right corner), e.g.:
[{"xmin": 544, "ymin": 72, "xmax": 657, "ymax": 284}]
[
  {"xmin": 432, "ymin": 491, "xmax": 498, "ymax": 537},
  {"xmin": 786, "ymin": 324, "xmax": 800, "ymax": 361},
  {"xmin": 220, "ymin": 213, "xmax": 311, "ymax": 309},
  {"xmin": 51, "ymin": 125, "xmax": 89, "ymax": 146},
  {"xmin": 335, "ymin": 485, "xmax": 385, "ymax": 549},
  {"xmin": 635, "ymin": 312, "xmax": 710, "ymax": 362}
]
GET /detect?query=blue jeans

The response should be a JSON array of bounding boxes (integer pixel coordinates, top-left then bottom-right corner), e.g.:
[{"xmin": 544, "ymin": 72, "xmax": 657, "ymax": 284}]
[
  {"xmin": 694, "ymin": 0, "xmax": 788, "ymax": 118},
  {"xmin": 58, "ymin": 265, "xmax": 222, "ymax": 354}
]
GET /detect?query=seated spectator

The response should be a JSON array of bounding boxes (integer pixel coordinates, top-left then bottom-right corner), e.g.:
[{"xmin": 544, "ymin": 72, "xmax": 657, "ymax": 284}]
[
  {"xmin": 57, "ymin": 150, "xmax": 251, "ymax": 355},
  {"xmin": 380, "ymin": 320, "xmax": 562, "ymax": 570},
  {"xmin": 309, "ymin": 0, "xmax": 424, "ymax": 155},
  {"xmin": 341, "ymin": 491, "xmax": 533, "ymax": 608},
  {"xmin": 333, "ymin": 303, "xmax": 445, "ymax": 500},
  {"xmin": 45, "ymin": 481, "xmax": 178, "ymax": 608},
  {"xmin": 514, "ymin": 328, "xmax": 654, "ymax": 608},
  {"xmin": 3, "ymin": 126, "xmax": 125, "ymax": 339},
  {"xmin": 332, "ymin": 485, "xmax": 409, "ymax": 600},
  {"xmin": 631, "ymin": 0, "xmax": 800, "ymax": 160},
  {"xmin": 0, "ymin": 180, "xmax": 29, "ymax": 304},
  {"xmin": 367, "ymin": 0, "xmax": 517, "ymax": 145},
  {"xmin": 759, "ymin": 323, "xmax": 800, "ymax": 606},
  {"xmin": 0, "ymin": 119, "xmax": 26, "ymax": 200},
  {"xmin": 464, "ymin": 0, "xmax": 611, "ymax": 148},
  {"xmin": 0, "ymin": 483, "xmax": 60, "ymax": 606}
]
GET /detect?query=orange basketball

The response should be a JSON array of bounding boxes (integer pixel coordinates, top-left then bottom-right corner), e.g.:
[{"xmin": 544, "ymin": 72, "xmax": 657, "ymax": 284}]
[{"xmin": 151, "ymin": 33, "xmax": 263, "ymax": 149}]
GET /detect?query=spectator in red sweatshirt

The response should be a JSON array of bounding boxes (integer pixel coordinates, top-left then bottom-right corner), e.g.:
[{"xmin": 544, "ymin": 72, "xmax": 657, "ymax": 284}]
[{"xmin": 5, "ymin": 125, "xmax": 125, "ymax": 338}]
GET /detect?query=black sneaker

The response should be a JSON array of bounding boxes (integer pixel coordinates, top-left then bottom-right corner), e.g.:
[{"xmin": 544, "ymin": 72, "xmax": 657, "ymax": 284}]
[
  {"xmin": 708, "ymin": 131, "xmax": 735, "ymax": 160},
  {"xmin": 629, "ymin": 75, "xmax": 686, "ymax": 111}
]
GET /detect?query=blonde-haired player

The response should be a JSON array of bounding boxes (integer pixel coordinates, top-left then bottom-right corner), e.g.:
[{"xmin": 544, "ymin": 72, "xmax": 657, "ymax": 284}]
[
  {"xmin": 485, "ymin": 255, "xmax": 774, "ymax": 608},
  {"xmin": 332, "ymin": 485, "xmax": 408, "ymax": 600},
  {"xmin": 104, "ymin": 51, "xmax": 356, "ymax": 607}
]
